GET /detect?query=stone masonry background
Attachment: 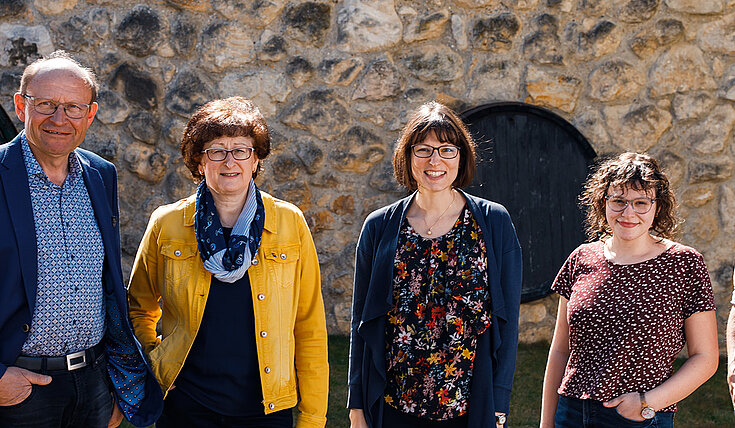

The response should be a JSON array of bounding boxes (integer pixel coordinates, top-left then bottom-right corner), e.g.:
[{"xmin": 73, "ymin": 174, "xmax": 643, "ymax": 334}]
[{"xmin": 0, "ymin": 0, "xmax": 733, "ymax": 350}]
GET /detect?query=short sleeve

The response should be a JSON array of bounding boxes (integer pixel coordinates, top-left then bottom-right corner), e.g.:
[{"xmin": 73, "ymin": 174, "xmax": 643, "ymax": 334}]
[
  {"xmin": 682, "ymin": 250, "xmax": 716, "ymax": 319},
  {"xmin": 551, "ymin": 247, "xmax": 580, "ymax": 300}
]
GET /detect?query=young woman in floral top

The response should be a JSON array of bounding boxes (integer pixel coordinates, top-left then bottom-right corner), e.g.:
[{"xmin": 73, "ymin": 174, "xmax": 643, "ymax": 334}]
[
  {"xmin": 348, "ymin": 102, "xmax": 522, "ymax": 428},
  {"xmin": 540, "ymin": 153, "xmax": 718, "ymax": 428}
]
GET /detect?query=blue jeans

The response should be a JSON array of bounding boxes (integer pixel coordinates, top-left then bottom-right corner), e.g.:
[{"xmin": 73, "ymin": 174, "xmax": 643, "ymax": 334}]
[
  {"xmin": 0, "ymin": 353, "xmax": 114, "ymax": 428},
  {"xmin": 555, "ymin": 395, "xmax": 675, "ymax": 428}
]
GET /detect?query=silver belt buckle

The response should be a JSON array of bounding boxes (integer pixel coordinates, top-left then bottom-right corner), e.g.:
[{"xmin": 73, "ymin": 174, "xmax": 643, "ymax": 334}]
[{"xmin": 65, "ymin": 350, "xmax": 87, "ymax": 370}]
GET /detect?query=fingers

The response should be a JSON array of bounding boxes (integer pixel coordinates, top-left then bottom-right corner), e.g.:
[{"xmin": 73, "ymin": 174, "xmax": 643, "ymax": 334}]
[
  {"xmin": 602, "ymin": 396, "xmax": 622, "ymax": 407},
  {"xmin": 19, "ymin": 368, "xmax": 52, "ymax": 385}
]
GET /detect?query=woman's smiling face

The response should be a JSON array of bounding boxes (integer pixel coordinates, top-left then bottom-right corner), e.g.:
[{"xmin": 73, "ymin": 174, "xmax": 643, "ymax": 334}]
[
  {"xmin": 200, "ymin": 136, "xmax": 258, "ymax": 198},
  {"xmin": 410, "ymin": 131, "xmax": 460, "ymax": 194},
  {"xmin": 605, "ymin": 186, "xmax": 657, "ymax": 243}
]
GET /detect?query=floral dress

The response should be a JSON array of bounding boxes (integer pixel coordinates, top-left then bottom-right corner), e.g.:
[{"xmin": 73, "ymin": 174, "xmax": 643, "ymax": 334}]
[{"xmin": 384, "ymin": 206, "xmax": 491, "ymax": 420}]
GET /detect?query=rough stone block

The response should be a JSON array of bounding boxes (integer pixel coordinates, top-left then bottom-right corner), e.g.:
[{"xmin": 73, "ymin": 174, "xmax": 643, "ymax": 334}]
[
  {"xmin": 110, "ymin": 63, "xmax": 159, "ymax": 110},
  {"xmin": 472, "ymin": 12, "xmax": 520, "ymax": 52},
  {"xmin": 285, "ymin": 56, "xmax": 313, "ymax": 89},
  {"xmin": 603, "ymin": 104, "xmax": 671, "ymax": 152},
  {"xmin": 401, "ymin": 44, "xmax": 464, "ymax": 82},
  {"xmin": 115, "ymin": 6, "xmax": 162, "ymax": 57},
  {"xmin": 403, "ymin": 10, "xmax": 450, "ymax": 43},
  {"xmin": 688, "ymin": 158, "xmax": 734, "ymax": 183},
  {"xmin": 697, "ymin": 11, "xmax": 735, "ymax": 54},
  {"xmin": 319, "ymin": 57, "xmax": 364, "ymax": 86},
  {"xmin": 681, "ymin": 104, "xmax": 735, "ymax": 154},
  {"xmin": 280, "ymin": 89, "xmax": 350, "ymax": 140},
  {"xmin": 665, "ymin": 0, "xmax": 724, "ymax": 14},
  {"xmin": 336, "ymin": 0, "xmax": 402, "ymax": 53},
  {"xmin": 587, "ymin": 60, "xmax": 642, "ymax": 101},
  {"xmin": 648, "ymin": 44, "xmax": 716, "ymax": 97},
  {"xmin": 199, "ymin": 21, "xmax": 255, "ymax": 72},
  {"xmin": 352, "ymin": 58, "xmax": 401, "ymax": 100},
  {"xmin": 525, "ymin": 65, "xmax": 582, "ymax": 113},
  {"xmin": 34, "ymin": 0, "xmax": 76, "ymax": 15},
  {"xmin": 284, "ymin": 2, "xmax": 331, "ymax": 46},
  {"xmin": 95, "ymin": 90, "xmax": 130, "ymax": 124},
  {"xmin": 0, "ymin": 24, "xmax": 53, "ymax": 67},
  {"xmin": 331, "ymin": 126, "xmax": 386, "ymax": 173},
  {"xmin": 164, "ymin": 69, "xmax": 212, "ymax": 117}
]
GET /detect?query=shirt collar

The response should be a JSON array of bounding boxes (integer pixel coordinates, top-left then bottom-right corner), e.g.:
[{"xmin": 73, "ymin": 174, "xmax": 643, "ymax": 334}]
[{"xmin": 20, "ymin": 131, "xmax": 82, "ymax": 184}]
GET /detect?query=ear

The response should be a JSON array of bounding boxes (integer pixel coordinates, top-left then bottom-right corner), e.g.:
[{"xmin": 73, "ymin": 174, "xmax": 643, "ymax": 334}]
[
  {"xmin": 14, "ymin": 93, "xmax": 26, "ymax": 122},
  {"xmin": 86, "ymin": 102, "xmax": 98, "ymax": 126}
]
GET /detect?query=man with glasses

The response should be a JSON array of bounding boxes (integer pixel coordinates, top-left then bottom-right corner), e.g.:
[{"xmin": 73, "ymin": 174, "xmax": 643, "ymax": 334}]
[{"xmin": 0, "ymin": 51, "xmax": 162, "ymax": 427}]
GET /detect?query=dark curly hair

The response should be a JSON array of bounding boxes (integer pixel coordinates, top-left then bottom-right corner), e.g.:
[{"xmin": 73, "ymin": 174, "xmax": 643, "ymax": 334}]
[
  {"xmin": 181, "ymin": 97, "xmax": 271, "ymax": 180},
  {"xmin": 393, "ymin": 101, "xmax": 476, "ymax": 190},
  {"xmin": 580, "ymin": 152, "xmax": 679, "ymax": 240}
]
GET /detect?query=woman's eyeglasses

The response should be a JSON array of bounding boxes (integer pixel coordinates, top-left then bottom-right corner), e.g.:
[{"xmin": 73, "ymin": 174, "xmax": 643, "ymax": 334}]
[
  {"xmin": 411, "ymin": 144, "xmax": 459, "ymax": 159},
  {"xmin": 605, "ymin": 195, "xmax": 656, "ymax": 214},
  {"xmin": 201, "ymin": 147, "xmax": 254, "ymax": 161}
]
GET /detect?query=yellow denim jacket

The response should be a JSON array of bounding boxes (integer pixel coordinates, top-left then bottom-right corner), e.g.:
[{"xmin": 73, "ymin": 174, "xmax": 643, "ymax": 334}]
[{"xmin": 127, "ymin": 191, "xmax": 328, "ymax": 428}]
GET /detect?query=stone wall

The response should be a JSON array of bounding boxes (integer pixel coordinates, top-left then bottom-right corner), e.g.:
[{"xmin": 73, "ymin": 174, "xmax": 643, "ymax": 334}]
[{"xmin": 1, "ymin": 0, "xmax": 734, "ymax": 349}]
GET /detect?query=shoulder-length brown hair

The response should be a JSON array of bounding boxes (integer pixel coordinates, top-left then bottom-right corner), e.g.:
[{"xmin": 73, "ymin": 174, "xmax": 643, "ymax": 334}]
[
  {"xmin": 580, "ymin": 152, "xmax": 679, "ymax": 240},
  {"xmin": 392, "ymin": 101, "xmax": 476, "ymax": 190},
  {"xmin": 181, "ymin": 97, "xmax": 271, "ymax": 180}
]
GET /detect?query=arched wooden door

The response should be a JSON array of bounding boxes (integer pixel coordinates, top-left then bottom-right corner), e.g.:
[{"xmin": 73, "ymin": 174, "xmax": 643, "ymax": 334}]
[
  {"xmin": 0, "ymin": 106, "xmax": 17, "ymax": 143},
  {"xmin": 461, "ymin": 102, "xmax": 596, "ymax": 302}
]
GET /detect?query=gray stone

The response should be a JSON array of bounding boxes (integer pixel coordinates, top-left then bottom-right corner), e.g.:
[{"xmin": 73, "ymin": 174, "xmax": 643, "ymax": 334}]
[
  {"xmin": 401, "ymin": 44, "xmax": 464, "ymax": 82},
  {"xmin": 525, "ymin": 65, "xmax": 582, "ymax": 113},
  {"xmin": 665, "ymin": 0, "xmax": 724, "ymax": 14},
  {"xmin": 171, "ymin": 17, "xmax": 196, "ymax": 56},
  {"xmin": 524, "ymin": 33, "xmax": 562, "ymax": 65},
  {"xmin": 34, "ymin": 0, "xmax": 76, "ymax": 14},
  {"xmin": 451, "ymin": 14, "xmax": 469, "ymax": 49},
  {"xmin": 199, "ymin": 21, "xmax": 255, "ymax": 72},
  {"xmin": 649, "ymin": 45, "xmax": 716, "ymax": 97},
  {"xmin": 126, "ymin": 111, "xmax": 159, "ymax": 145},
  {"xmin": 467, "ymin": 59, "xmax": 521, "ymax": 102},
  {"xmin": 723, "ymin": 78, "xmax": 735, "ymax": 101},
  {"xmin": 688, "ymin": 158, "xmax": 734, "ymax": 183},
  {"xmin": 681, "ymin": 185, "xmax": 715, "ymax": 207},
  {"xmin": 656, "ymin": 18, "xmax": 684, "ymax": 45},
  {"xmin": 587, "ymin": 60, "xmax": 642, "ymax": 102},
  {"xmin": 572, "ymin": 107, "xmax": 611, "ymax": 147},
  {"xmin": 319, "ymin": 57, "xmax": 364, "ymax": 86},
  {"xmin": 258, "ymin": 31, "xmax": 286, "ymax": 62},
  {"xmin": 164, "ymin": 0, "xmax": 209, "ymax": 11},
  {"xmin": 618, "ymin": 0, "xmax": 659, "ymax": 23},
  {"xmin": 697, "ymin": 11, "xmax": 735, "ymax": 54},
  {"xmin": 576, "ymin": 20, "xmax": 620, "ymax": 59},
  {"xmin": 56, "ymin": 10, "xmax": 110, "ymax": 48},
  {"xmin": 284, "ymin": 2, "xmax": 331, "ymax": 46},
  {"xmin": 0, "ymin": 24, "xmax": 53, "ymax": 67},
  {"xmin": 81, "ymin": 133, "xmax": 118, "ymax": 160},
  {"xmin": 672, "ymin": 91, "xmax": 715, "ymax": 120},
  {"xmin": 110, "ymin": 63, "xmax": 159, "ymax": 110},
  {"xmin": 472, "ymin": 13, "xmax": 520, "ymax": 52},
  {"xmin": 681, "ymin": 104, "xmax": 735, "ymax": 154},
  {"xmin": 164, "ymin": 119, "xmax": 186, "ymax": 147},
  {"xmin": 280, "ymin": 90, "xmax": 350, "ymax": 140},
  {"xmin": 294, "ymin": 138, "xmax": 324, "ymax": 174},
  {"xmin": 163, "ymin": 165, "xmax": 197, "ymax": 202},
  {"xmin": 332, "ymin": 126, "xmax": 386, "ymax": 173},
  {"xmin": 629, "ymin": 32, "xmax": 659, "ymax": 58},
  {"xmin": 403, "ymin": 10, "xmax": 450, "ymax": 43},
  {"xmin": 218, "ymin": 70, "xmax": 290, "ymax": 118},
  {"xmin": 655, "ymin": 150, "xmax": 686, "ymax": 186},
  {"xmin": 603, "ymin": 104, "xmax": 671, "ymax": 152},
  {"xmin": 270, "ymin": 154, "xmax": 303, "ymax": 182},
  {"xmin": 124, "ymin": 141, "xmax": 169, "ymax": 183},
  {"xmin": 369, "ymin": 161, "xmax": 401, "ymax": 193},
  {"xmin": 352, "ymin": 59, "xmax": 401, "ymax": 101},
  {"xmin": 95, "ymin": 90, "xmax": 130, "ymax": 125},
  {"xmin": 0, "ymin": 71, "xmax": 20, "ymax": 96},
  {"xmin": 720, "ymin": 184, "xmax": 735, "ymax": 235},
  {"xmin": 454, "ymin": 0, "xmax": 497, "ymax": 6},
  {"xmin": 213, "ymin": 0, "xmax": 284, "ymax": 27},
  {"xmin": 165, "ymin": 69, "xmax": 213, "ymax": 117},
  {"xmin": 115, "ymin": 5, "xmax": 162, "ymax": 57},
  {"xmin": 285, "ymin": 56, "xmax": 313, "ymax": 89},
  {"xmin": 0, "ymin": 0, "xmax": 25, "ymax": 18},
  {"xmin": 336, "ymin": 0, "xmax": 403, "ymax": 53},
  {"xmin": 578, "ymin": 0, "xmax": 608, "ymax": 15}
]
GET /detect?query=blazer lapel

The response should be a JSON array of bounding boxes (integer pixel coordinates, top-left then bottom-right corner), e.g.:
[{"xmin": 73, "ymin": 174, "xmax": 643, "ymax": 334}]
[{"xmin": 0, "ymin": 136, "xmax": 38, "ymax": 311}]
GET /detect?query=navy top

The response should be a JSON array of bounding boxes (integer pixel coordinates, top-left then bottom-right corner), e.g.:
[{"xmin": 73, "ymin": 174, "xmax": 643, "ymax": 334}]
[{"xmin": 176, "ymin": 228, "xmax": 264, "ymax": 416}]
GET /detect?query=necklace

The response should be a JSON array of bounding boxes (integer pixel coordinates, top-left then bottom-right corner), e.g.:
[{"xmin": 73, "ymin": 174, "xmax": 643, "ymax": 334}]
[{"xmin": 424, "ymin": 190, "xmax": 455, "ymax": 236}]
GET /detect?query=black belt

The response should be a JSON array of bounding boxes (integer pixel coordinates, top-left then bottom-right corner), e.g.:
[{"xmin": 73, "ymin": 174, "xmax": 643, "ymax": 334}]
[{"xmin": 14, "ymin": 342, "xmax": 105, "ymax": 372}]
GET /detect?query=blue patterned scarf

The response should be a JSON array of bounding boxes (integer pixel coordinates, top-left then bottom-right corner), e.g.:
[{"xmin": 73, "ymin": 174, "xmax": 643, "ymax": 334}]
[{"xmin": 195, "ymin": 179, "xmax": 264, "ymax": 283}]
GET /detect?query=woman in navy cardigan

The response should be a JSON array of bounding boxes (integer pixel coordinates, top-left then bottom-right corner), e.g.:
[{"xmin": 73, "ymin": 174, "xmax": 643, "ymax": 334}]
[{"xmin": 347, "ymin": 101, "xmax": 522, "ymax": 428}]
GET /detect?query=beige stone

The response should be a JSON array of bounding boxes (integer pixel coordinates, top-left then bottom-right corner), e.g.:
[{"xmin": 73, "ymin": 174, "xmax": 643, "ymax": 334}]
[
  {"xmin": 401, "ymin": 44, "xmax": 464, "ymax": 82},
  {"xmin": 213, "ymin": 0, "xmax": 284, "ymax": 27},
  {"xmin": 672, "ymin": 92, "xmax": 715, "ymax": 121},
  {"xmin": 165, "ymin": 0, "xmax": 210, "ymax": 12},
  {"xmin": 681, "ymin": 104, "xmax": 735, "ymax": 154},
  {"xmin": 575, "ymin": 20, "xmax": 621, "ymax": 60},
  {"xmin": 649, "ymin": 45, "xmax": 716, "ymax": 97},
  {"xmin": 403, "ymin": 10, "xmax": 450, "ymax": 43},
  {"xmin": 336, "ymin": 0, "xmax": 402, "ymax": 53},
  {"xmin": 665, "ymin": 0, "xmax": 724, "ymax": 14},
  {"xmin": 720, "ymin": 184, "xmax": 735, "ymax": 235},
  {"xmin": 629, "ymin": 32, "xmax": 659, "ymax": 58},
  {"xmin": 687, "ymin": 210, "xmax": 719, "ymax": 243},
  {"xmin": 123, "ymin": 142, "xmax": 169, "ymax": 184},
  {"xmin": 218, "ymin": 70, "xmax": 290, "ymax": 118},
  {"xmin": 454, "ymin": 0, "xmax": 498, "ymax": 7},
  {"xmin": 321, "ymin": 57, "xmax": 364, "ymax": 86},
  {"xmin": 603, "ymin": 104, "xmax": 672, "ymax": 152},
  {"xmin": 199, "ymin": 24, "xmax": 255, "ymax": 72},
  {"xmin": 682, "ymin": 185, "xmax": 715, "ymax": 207},
  {"xmin": 34, "ymin": 0, "xmax": 77, "ymax": 14},
  {"xmin": 467, "ymin": 59, "xmax": 521, "ymax": 103},
  {"xmin": 525, "ymin": 66, "xmax": 582, "ymax": 113},
  {"xmin": 573, "ymin": 107, "xmax": 611, "ymax": 148},
  {"xmin": 587, "ymin": 60, "xmax": 642, "ymax": 102},
  {"xmin": 697, "ymin": 12, "xmax": 735, "ymax": 54},
  {"xmin": 331, "ymin": 195, "xmax": 355, "ymax": 216},
  {"xmin": 0, "ymin": 24, "xmax": 54, "ymax": 66},
  {"xmin": 519, "ymin": 302, "xmax": 547, "ymax": 323},
  {"xmin": 451, "ymin": 14, "xmax": 469, "ymax": 49},
  {"xmin": 352, "ymin": 59, "xmax": 401, "ymax": 101}
]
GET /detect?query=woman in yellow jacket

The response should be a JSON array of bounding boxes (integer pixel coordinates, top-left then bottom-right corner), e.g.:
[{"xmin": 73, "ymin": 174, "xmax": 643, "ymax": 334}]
[{"xmin": 127, "ymin": 97, "xmax": 328, "ymax": 428}]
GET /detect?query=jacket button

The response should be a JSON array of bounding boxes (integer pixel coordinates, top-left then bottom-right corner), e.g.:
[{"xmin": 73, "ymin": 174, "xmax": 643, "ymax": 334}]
[
  {"xmin": 257, "ymin": 294, "xmax": 265, "ymax": 301},
  {"xmin": 260, "ymin": 331, "xmax": 267, "ymax": 338},
  {"xmin": 268, "ymin": 403, "xmax": 275, "ymax": 410},
  {"xmin": 174, "ymin": 250, "xmax": 181, "ymax": 257},
  {"xmin": 252, "ymin": 259, "xmax": 259, "ymax": 265},
  {"xmin": 22, "ymin": 324, "xmax": 30, "ymax": 332},
  {"xmin": 264, "ymin": 366, "xmax": 271, "ymax": 374},
  {"xmin": 280, "ymin": 253, "xmax": 287, "ymax": 259}
]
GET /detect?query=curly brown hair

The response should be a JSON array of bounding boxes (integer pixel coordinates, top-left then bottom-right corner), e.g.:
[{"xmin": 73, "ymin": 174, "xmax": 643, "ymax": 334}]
[
  {"xmin": 393, "ymin": 101, "xmax": 476, "ymax": 190},
  {"xmin": 580, "ymin": 152, "xmax": 679, "ymax": 240},
  {"xmin": 181, "ymin": 97, "xmax": 271, "ymax": 180}
]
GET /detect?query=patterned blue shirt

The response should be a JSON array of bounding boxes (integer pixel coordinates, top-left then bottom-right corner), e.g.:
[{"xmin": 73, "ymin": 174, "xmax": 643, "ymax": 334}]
[{"xmin": 20, "ymin": 135, "xmax": 105, "ymax": 356}]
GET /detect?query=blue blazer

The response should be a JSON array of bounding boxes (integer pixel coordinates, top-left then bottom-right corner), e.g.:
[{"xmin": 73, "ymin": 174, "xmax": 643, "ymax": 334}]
[
  {"xmin": 0, "ymin": 133, "xmax": 162, "ymax": 426},
  {"xmin": 347, "ymin": 190, "xmax": 522, "ymax": 428}
]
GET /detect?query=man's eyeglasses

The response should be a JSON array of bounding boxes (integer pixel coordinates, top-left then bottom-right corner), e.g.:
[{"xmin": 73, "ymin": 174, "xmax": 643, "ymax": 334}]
[
  {"xmin": 201, "ymin": 147, "xmax": 255, "ymax": 161},
  {"xmin": 605, "ymin": 195, "xmax": 656, "ymax": 214},
  {"xmin": 21, "ymin": 94, "xmax": 91, "ymax": 120},
  {"xmin": 411, "ymin": 144, "xmax": 460, "ymax": 159}
]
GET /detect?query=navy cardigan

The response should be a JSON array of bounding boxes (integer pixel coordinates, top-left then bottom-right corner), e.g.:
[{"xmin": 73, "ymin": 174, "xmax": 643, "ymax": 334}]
[{"xmin": 347, "ymin": 190, "xmax": 522, "ymax": 428}]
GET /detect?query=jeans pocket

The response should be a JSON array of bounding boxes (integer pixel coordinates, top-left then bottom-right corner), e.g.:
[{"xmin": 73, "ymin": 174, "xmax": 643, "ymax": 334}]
[
  {"xmin": 0, "ymin": 385, "xmax": 37, "ymax": 410},
  {"xmin": 614, "ymin": 407, "xmax": 652, "ymax": 426}
]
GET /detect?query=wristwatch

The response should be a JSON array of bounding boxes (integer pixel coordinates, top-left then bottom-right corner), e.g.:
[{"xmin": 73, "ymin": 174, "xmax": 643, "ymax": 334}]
[
  {"xmin": 495, "ymin": 414, "xmax": 507, "ymax": 425},
  {"xmin": 639, "ymin": 392, "xmax": 655, "ymax": 420}
]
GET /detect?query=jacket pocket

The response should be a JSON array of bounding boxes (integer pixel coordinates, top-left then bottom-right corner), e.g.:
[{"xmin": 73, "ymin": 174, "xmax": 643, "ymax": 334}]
[
  {"xmin": 160, "ymin": 241, "xmax": 198, "ymax": 297},
  {"xmin": 262, "ymin": 245, "xmax": 300, "ymax": 288}
]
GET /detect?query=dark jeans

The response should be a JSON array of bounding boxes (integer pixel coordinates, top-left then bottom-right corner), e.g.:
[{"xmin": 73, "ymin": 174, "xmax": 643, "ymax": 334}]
[
  {"xmin": 382, "ymin": 402, "xmax": 469, "ymax": 428},
  {"xmin": 0, "ymin": 353, "xmax": 114, "ymax": 428},
  {"xmin": 555, "ymin": 395, "xmax": 675, "ymax": 428},
  {"xmin": 157, "ymin": 387, "xmax": 293, "ymax": 428}
]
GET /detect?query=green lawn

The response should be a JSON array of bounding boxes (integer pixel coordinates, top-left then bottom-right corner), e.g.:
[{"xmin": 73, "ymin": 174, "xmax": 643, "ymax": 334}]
[{"xmin": 123, "ymin": 336, "xmax": 735, "ymax": 427}]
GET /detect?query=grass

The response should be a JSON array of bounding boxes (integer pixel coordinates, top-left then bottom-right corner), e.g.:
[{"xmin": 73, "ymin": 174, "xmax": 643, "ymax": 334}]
[{"xmin": 122, "ymin": 336, "xmax": 735, "ymax": 427}]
